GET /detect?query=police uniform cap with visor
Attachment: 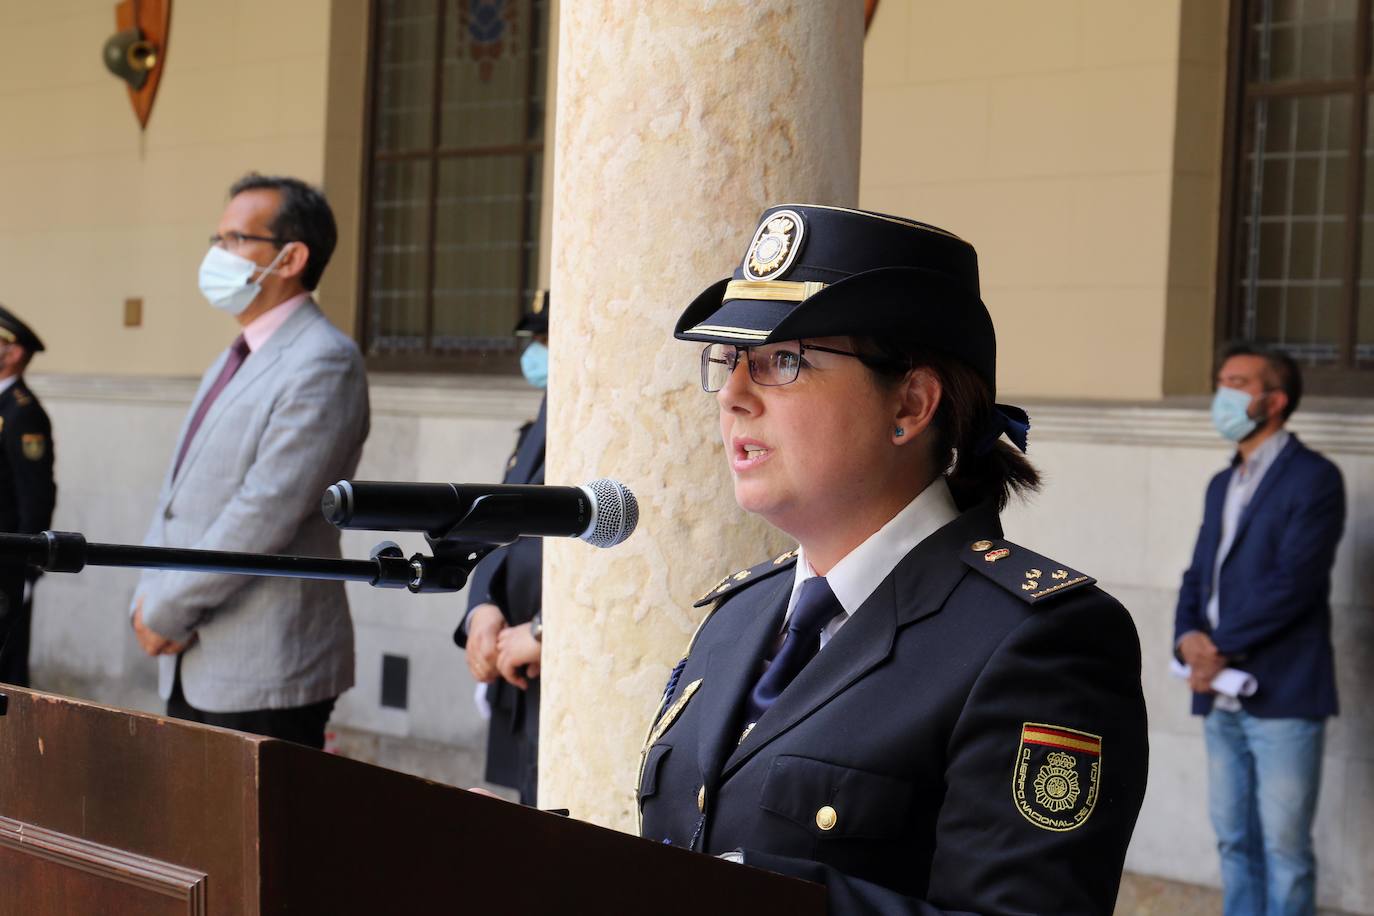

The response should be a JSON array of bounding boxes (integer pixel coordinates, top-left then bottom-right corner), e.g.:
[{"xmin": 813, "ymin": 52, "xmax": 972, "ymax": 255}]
[
  {"xmin": 516, "ymin": 289, "xmax": 550, "ymax": 337},
  {"xmin": 674, "ymin": 204, "xmax": 1029, "ymax": 453},
  {"xmin": 0, "ymin": 305, "xmax": 46, "ymax": 354}
]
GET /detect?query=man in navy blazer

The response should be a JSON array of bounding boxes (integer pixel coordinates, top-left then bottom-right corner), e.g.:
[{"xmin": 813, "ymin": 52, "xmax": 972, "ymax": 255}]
[{"xmin": 1175, "ymin": 344, "xmax": 1345, "ymax": 916}]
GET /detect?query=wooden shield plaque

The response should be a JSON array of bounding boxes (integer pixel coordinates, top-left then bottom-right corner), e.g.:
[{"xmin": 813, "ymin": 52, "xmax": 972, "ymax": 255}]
[{"xmin": 113, "ymin": 0, "xmax": 172, "ymax": 129}]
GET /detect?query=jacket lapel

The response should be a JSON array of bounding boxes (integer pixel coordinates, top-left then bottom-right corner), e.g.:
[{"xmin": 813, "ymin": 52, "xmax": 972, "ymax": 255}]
[
  {"xmin": 169, "ymin": 303, "xmax": 317, "ymax": 498},
  {"xmin": 695, "ymin": 573, "xmax": 791, "ymax": 791},
  {"xmin": 1227, "ymin": 435, "xmax": 1300, "ymax": 556},
  {"xmin": 720, "ymin": 504, "xmax": 999, "ymax": 777}
]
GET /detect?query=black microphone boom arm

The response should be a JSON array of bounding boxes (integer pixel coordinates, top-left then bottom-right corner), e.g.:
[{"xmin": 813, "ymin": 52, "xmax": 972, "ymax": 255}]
[{"xmin": 0, "ymin": 531, "xmax": 496, "ymax": 594}]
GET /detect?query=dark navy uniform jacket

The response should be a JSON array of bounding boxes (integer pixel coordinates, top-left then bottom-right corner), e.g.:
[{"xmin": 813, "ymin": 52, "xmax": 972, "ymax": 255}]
[
  {"xmin": 0, "ymin": 377, "xmax": 56, "ymax": 680},
  {"xmin": 0, "ymin": 378, "xmax": 55, "ymax": 541},
  {"xmin": 454, "ymin": 396, "xmax": 546, "ymax": 791},
  {"xmin": 639, "ymin": 503, "xmax": 1148, "ymax": 915},
  {"xmin": 1173, "ymin": 434, "xmax": 1344, "ymax": 719}
]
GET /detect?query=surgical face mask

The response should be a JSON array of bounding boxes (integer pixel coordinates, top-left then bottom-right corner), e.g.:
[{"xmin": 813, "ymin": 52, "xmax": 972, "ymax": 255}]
[
  {"xmin": 520, "ymin": 340, "xmax": 549, "ymax": 389},
  {"xmin": 1211, "ymin": 386, "xmax": 1258, "ymax": 443},
  {"xmin": 198, "ymin": 243, "xmax": 290, "ymax": 316}
]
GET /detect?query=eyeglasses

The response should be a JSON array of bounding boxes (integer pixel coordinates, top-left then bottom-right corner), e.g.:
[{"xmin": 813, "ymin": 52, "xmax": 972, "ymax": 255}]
[
  {"xmin": 210, "ymin": 231, "xmax": 287, "ymax": 249},
  {"xmin": 700, "ymin": 340, "xmax": 881, "ymax": 392}
]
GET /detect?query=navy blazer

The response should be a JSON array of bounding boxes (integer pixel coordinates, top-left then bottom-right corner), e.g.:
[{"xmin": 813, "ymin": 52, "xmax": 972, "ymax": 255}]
[
  {"xmin": 1173, "ymin": 434, "xmax": 1345, "ymax": 719},
  {"xmin": 640, "ymin": 504, "xmax": 1148, "ymax": 915}
]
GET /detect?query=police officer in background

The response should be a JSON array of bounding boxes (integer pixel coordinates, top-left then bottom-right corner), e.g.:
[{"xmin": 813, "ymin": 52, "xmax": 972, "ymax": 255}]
[
  {"xmin": 0, "ymin": 306, "xmax": 56, "ymax": 686},
  {"xmin": 639, "ymin": 206, "xmax": 1148, "ymax": 914},
  {"xmin": 454, "ymin": 290, "xmax": 549, "ymax": 804}
]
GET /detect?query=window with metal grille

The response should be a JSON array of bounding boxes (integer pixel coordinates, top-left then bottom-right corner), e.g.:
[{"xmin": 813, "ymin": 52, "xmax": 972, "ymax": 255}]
[
  {"xmin": 361, "ymin": 0, "xmax": 549, "ymax": 372},
  {"xmin": 1220, "ymin": 0, "xmax": 1374, "ymax": 394}
]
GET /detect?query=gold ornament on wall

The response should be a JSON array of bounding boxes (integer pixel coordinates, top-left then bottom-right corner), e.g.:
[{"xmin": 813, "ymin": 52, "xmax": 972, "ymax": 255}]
[{"xmin": 102, "ymin": 0, "xmax": 172, "ymax": 129}]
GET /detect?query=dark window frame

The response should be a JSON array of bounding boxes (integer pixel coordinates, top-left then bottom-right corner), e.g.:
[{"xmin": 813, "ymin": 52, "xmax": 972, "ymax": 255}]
[
  {"xmin": 1217, "ymin": 0, "xmax": 1374, "ymax": 396},
  {"xmin": 357, "ymin": 0, "xmax": 548, "ymax": 374}
]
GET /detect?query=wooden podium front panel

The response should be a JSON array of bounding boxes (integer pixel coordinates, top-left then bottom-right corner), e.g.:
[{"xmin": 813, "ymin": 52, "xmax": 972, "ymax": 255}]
[
  {"xmin": 0, "ymin": 817, "xmax": 206, "ymax": 916},
  {"xmin": 0, "ymin": 688, "xmax": 262, "ymax": 915},
  {"xmin": 0, "ymin": 687, "xmax": 824, "ymax": 913},
  {"xmin": 257, "ymin": 740, "xmax": 827, "ymax": 914}
]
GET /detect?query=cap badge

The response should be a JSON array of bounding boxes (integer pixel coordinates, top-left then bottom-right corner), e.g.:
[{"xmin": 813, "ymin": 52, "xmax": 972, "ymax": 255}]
[{"xmin": 744, "ymin": 210, "xmax": 804, "ymax": 281}]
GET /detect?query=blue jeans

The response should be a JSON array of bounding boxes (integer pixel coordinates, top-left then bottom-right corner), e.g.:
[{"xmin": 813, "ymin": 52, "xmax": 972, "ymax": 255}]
[{"xmin": 1204, "ymin": 709, "xmax": 1325, "ymax": 916}]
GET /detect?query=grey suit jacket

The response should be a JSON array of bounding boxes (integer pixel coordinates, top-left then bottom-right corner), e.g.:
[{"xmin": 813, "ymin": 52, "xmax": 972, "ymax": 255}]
[{"xmin": 137, "ymin": 301, "xmax": 369, "ymax": 713}]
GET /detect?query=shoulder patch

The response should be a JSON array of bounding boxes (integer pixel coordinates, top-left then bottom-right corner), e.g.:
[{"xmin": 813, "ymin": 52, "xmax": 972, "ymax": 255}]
[
  {"xmin": 961, "ymin": 538, "xmax": 1095, "ymax": 605},
  {"xmin": 21, "ymin": 433, "xmax": 46, "ymax": 461},
  {"xmin": 693, "ymin": 547, "xmax": 799, "ymax": 608}
]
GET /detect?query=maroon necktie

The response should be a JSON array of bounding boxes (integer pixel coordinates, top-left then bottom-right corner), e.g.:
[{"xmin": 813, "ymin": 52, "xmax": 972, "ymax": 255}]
[{"xmin": 173, "ymin": 334, "xmax": 250, "ymax": 479}]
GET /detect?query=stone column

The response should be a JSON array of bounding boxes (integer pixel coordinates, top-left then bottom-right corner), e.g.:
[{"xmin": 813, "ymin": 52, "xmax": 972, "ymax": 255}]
[{"xmin": 542, "ymin": 0, "xmax": 863, "ymax": 829}]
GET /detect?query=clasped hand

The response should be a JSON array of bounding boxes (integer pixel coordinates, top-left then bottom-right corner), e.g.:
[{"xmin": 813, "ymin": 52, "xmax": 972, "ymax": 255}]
[
  {"xmin": 466, "ymin": 603, "xmax": 542, "ymax": 690},
  {"xmin": 130, "ymin": 598, "xmax": 188, "ymax": 657},
  {"xmin": 1178, "ymin": 631, "xmax": 1227, "ymax": 693}
]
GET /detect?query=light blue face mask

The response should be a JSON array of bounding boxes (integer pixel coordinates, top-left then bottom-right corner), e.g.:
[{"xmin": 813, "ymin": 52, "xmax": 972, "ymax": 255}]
[
  {"xmin": 520, "ymin": 340, "xmax": 549, "ymax": 389},
  {"xmin": 1211, "ymin": 386, "xmax": 1258, "ymax": 442}
]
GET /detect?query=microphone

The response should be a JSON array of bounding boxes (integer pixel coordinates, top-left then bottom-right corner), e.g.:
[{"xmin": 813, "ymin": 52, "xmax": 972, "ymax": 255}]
[{"xmin": 321, "ymin": 478, "xmax": 639, "ymax": 548}]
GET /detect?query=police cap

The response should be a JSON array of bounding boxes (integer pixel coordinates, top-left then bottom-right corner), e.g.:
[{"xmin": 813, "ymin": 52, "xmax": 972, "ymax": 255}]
[
  {"xmin": 675, "ymin": 204, "xmax": 994, "ymax": 389},
  {"xmin": 516, "ymin": 289, "xmax": 549, "ymax": 337},
  {"xmin": 0, "ymin": 304, "xmax": 45, "ymax": 353}
]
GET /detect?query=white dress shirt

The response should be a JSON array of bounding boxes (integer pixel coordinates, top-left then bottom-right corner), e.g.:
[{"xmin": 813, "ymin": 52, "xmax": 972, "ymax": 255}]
[
  {"xmin": 1201, "ymin": 428, "xmax": 1289, "ymax": 711},
  {"xmin": 786, "ymin": 476, "xmax": 961, "ymax": 649}
]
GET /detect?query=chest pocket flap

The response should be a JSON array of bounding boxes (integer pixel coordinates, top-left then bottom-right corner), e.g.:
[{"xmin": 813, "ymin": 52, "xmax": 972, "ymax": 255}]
[
  {"xmin": 638, "ymin": 743, "xmax": 672, "ymax": 803},
  {"xmin": 760, "ymin": 755, "xmax": 914, "ymax": 840}
]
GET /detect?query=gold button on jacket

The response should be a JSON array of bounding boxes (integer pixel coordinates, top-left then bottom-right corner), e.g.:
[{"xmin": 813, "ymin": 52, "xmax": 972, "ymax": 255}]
[{"xmin": 815, "ymin": 805, "xmax": 838, "ymax": 831}]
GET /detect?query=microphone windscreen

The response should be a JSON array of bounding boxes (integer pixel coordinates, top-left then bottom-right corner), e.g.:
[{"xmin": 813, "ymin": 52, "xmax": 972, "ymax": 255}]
[{"xmin": 582, "ymin": 478, "xmax": 639, "ymax": 548}]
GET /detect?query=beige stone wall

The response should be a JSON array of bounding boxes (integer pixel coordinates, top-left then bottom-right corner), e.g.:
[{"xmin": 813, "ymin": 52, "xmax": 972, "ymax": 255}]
[
  {"xmin": 860, "ymin": 0, "xmax": 1230, "ymax": 399},
  {"xmin": 0, "ymin": 0, "xmax": 368, "ymax": 376}
]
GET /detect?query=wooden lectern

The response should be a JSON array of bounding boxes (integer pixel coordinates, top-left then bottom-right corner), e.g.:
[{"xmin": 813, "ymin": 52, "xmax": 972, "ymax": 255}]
[{"xmin": 0, "ymin": 686, "xmax": 824, "ymax": 915}]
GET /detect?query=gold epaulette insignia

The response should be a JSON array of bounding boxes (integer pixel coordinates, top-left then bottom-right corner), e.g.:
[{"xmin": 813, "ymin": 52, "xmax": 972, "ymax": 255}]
[
  {"xmin": 692, "ymin": 547, "xmax": 799, "ymax": 608},
  {"xmin": 962, "ymin": 538, "xmax": 1094, "ymax": 606}
]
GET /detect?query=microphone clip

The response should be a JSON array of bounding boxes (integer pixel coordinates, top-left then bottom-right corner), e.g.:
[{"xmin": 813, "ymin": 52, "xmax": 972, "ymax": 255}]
[{"xmin": 366, "ymin": 537, "xmax": 499, "ymax": 594}]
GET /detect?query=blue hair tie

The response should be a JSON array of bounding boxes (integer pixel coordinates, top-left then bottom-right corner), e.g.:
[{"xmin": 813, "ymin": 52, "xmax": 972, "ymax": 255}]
[{"xmin": 975, "ymin": 404, "xmax": 1030, "ymax": 455}]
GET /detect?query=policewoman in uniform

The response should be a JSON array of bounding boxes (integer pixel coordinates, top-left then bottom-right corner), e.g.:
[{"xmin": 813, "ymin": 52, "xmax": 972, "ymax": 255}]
[
  {"xmin": 638, "ymin": 206, "xmax": 1148, "ymax": 914},
  {"xmin": 454, "ymin": 290, "xmax": 550, "ymax": 805},
  {"xmin": 0, "ymin": 305, "xmax": 56, "ymax": 686}
]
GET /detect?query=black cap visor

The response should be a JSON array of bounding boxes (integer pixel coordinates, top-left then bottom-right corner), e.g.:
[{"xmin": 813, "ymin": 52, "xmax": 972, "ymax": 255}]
[{"xmin": 675, "ymin": 267, "xmax": 994, "ymax": 389}]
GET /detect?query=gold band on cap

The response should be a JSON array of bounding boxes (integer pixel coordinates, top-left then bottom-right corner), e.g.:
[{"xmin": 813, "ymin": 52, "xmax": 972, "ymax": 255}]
[
  {"xmin": 686, "ymin": 324, "xmax": 770, "ymax": 341},
  {"xmin": 723, "ymin": 279, "xmax": 828, "ymax": 303},
  {"xmin": 0, "ymin": 328, "xmax": 14, "ymax": 344}
]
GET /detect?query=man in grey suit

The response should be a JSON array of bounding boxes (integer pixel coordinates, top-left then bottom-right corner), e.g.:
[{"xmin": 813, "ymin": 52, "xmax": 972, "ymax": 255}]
[{"xmin": 131, "ymin": 174, "xmax": 369, "ymax": 748}]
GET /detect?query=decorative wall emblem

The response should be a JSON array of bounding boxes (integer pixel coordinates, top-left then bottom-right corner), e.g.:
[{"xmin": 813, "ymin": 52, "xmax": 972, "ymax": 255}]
[
  {"xmin": 459, "ymin": 0, "xmax": 519, "ymax": 83},
  {"xmin": 102, "ymin": 0, "xmax": 172, "ymax": 129}
]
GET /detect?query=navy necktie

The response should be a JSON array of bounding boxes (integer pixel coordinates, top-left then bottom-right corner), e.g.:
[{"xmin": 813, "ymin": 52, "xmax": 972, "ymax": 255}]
[{"xmin": 743, "ymin": 576, "xmax": 843, "ymax": 725}]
